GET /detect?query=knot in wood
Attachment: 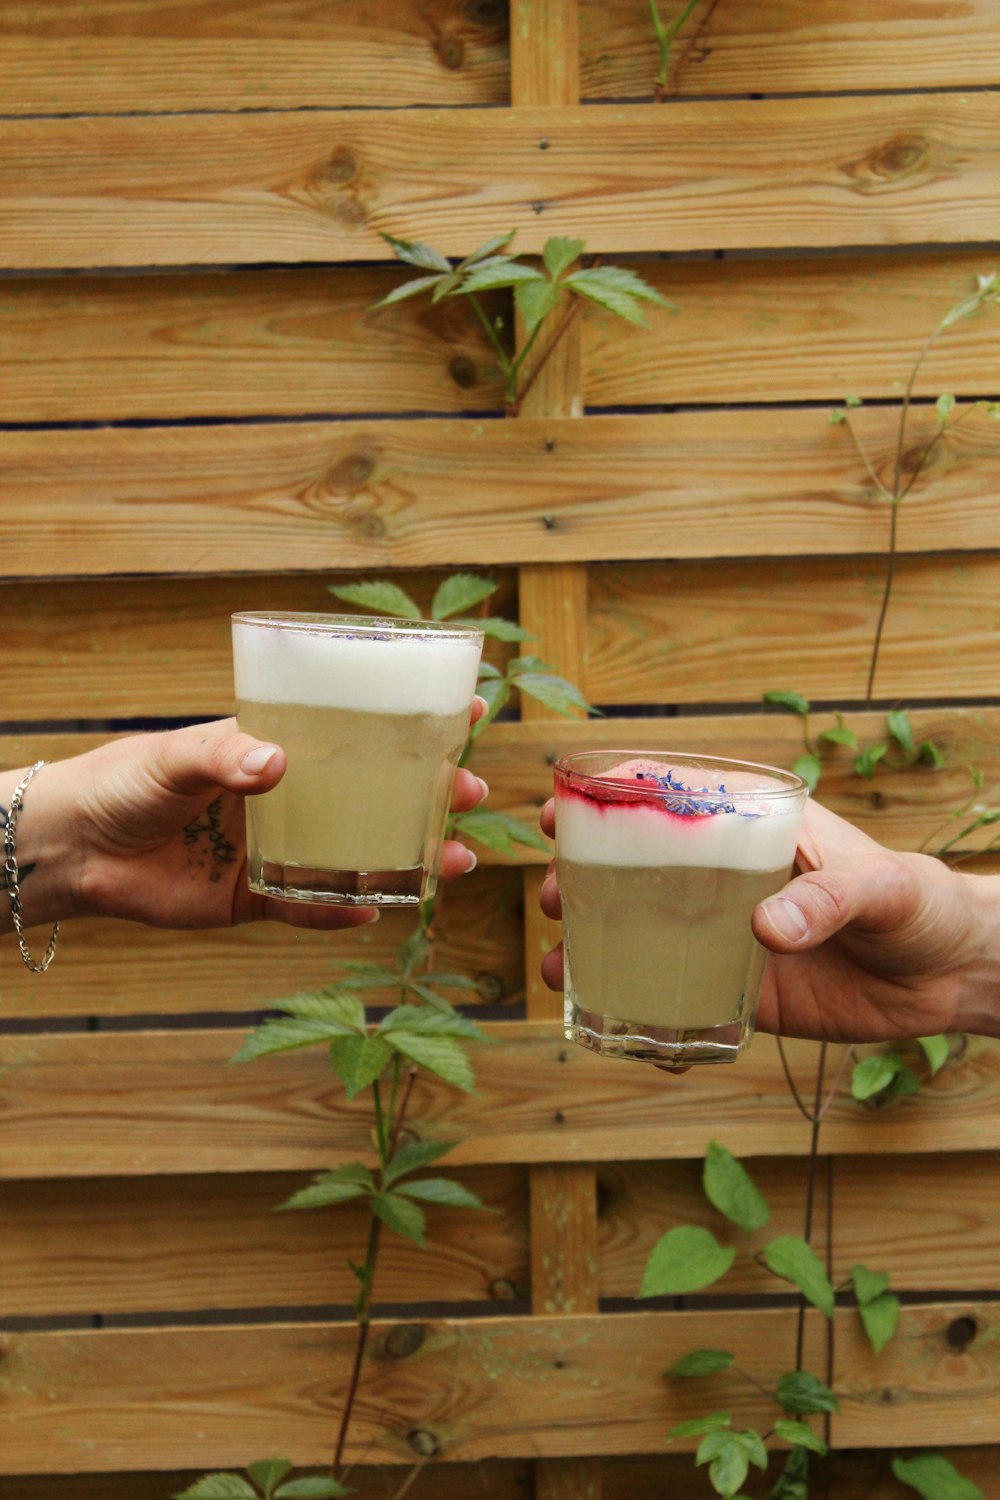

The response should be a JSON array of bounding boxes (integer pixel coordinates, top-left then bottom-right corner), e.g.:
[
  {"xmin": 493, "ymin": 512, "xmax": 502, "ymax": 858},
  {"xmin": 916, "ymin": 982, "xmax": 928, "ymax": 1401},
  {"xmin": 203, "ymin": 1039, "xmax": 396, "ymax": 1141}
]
[
  {"xmin": 385, "ymin": 1322, "xmax": 425, "ymax": 1360},
  {"xmin": 489, "ymin": 1277, "xmax": 519, "ymax": 1301},
  {"xmin": 475, "ymin": 970, "xmax": 505, "ymax": 1002},
  {"xmin": 946, "ymin": 1315, "xmax": 978, "ymax": 1350},
  {"xmin": 434, "ymin": 34, "xmax": 466, "ymax": 71},
  {"xmin": 408, "ymin": 1429, "xmax": 440, "ymax": 1458},
  {"xmin": 334, "ymin": 197, "xmax": 366, "ymax": 228},
  {"xmin": 327, "ymin": 451, "xmax": 376, "ymax": 493},
  {"xmin": 323, "ymin": 147, "xmax": 359, "ymax": 186},
  {"xmin": 464, "ymin": 0, "xmax": 507, "ymax": 28},
  {"xmin": 842, "ymin": 134, "xmax": 931, "ymax": 192},
  {"xmin": 449, "ymin": 354, "xmax": 478, "ymax": 390}
]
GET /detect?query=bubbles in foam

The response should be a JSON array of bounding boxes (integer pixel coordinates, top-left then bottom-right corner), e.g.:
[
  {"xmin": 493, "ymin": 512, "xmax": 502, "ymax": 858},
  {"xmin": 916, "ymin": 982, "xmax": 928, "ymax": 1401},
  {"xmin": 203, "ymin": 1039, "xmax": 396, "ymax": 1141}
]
[{"xmin": 232, "ymin": 619, "xmax": 483, "ymax": 716}]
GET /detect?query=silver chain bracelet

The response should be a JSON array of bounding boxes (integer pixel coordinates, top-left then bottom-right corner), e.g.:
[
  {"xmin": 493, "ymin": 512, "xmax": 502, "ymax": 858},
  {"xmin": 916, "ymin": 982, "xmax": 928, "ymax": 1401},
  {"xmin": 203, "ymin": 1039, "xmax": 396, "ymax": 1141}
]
[{"xmin": 3, "ymin": 760, "xmax": 60, "ymax": 973}]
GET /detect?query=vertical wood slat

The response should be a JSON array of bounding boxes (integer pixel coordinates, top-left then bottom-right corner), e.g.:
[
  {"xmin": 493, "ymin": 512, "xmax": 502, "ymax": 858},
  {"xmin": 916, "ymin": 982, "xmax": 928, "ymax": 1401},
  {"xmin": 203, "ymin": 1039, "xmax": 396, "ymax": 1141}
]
[{"xmin": 510, "ymin": 8, "xmax": 601, "ymax": 1499}]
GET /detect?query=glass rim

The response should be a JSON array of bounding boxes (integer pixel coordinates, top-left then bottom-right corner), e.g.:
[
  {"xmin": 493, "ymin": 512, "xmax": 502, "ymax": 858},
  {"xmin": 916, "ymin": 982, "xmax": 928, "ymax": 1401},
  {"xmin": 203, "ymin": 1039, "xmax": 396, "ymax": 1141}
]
[
  {"xmin": 231, "ymin": 611, "xmax": 484, "ymax": 641},
  {"xmin": 554, "ymin": 749, "xmax": 809, "ymax": 800}
]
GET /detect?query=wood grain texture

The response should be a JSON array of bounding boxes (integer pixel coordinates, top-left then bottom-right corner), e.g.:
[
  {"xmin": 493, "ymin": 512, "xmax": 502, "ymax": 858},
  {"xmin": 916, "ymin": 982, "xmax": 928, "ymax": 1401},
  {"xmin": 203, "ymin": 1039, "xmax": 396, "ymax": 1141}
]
[
  {"xmin": 4, "ymin": 96, "xmax": 1000, "ymax": 268},
  {"xmin": 2, "ymin": 0, "xmax": 508, "ymax": 114},
  {"xmin": 1, "ymin": 1166, "xmax": 528, "ymax": 1318},
  {"xmin": 2, "ymin": 1304, "xmax": 996, "ymax": 1472},
  {"xmin": 6, "ymin": 406, "xmax": 1000, "ymax": 577},
  {"xmin": 586, "ymin": 554, "xmax": 1000, "ymax": 707},
  {"xmin": 3, "ymin": 1027, "xmax": 998, "ymax": 1179},
  {"xmin": 598, "ymin": 1153, "xmax": 1000, "ymax": 1298},
  {"xmin": 580, "ymin": 0, "xmax": 1000, "ymax": 98}
]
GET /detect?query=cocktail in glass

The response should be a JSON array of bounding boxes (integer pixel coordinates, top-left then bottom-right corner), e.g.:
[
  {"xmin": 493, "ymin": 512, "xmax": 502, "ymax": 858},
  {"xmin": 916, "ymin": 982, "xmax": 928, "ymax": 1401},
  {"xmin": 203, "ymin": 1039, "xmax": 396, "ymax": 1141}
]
[
  {"xmin": 555, "ymin": 751, "xmax": 808, "ymax": 1066},
  {"xmin": 232, "ymin": 612, "xmax": 484, "ymax": 905}
]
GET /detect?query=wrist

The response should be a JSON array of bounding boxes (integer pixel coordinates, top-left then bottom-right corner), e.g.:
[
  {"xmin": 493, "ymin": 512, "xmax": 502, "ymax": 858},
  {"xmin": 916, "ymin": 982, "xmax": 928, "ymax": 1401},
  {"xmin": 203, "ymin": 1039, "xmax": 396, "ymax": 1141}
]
[
  {"xmin": 0, "ymin": 759, "xmax": 83, "ymax": 937},
  {"xmin": 948, "ymin": 869, "xmax": 1000, "ymax": 1038}
]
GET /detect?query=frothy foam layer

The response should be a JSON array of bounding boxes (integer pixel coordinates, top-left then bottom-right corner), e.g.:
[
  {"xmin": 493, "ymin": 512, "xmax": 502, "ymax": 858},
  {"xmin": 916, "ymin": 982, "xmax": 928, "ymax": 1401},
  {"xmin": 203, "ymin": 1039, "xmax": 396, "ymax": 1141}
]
[
  {"xmin": 557, "ymin": 757, "xmax": 805, "ymax": 870},
  {"xmin": 233, "ymin": 620, "xmax": 483, "ymax": 716}
]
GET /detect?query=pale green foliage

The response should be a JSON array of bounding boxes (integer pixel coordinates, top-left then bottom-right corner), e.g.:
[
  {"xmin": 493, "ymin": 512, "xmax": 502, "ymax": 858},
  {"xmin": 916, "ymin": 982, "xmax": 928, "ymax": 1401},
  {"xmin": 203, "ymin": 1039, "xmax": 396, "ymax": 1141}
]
[
  {"xmin": 892, "ymin": 1454, "xmax": 985, "ymax": 1500},
  {"xmin": 173, "ymin": 1466, "xmax": 348, "ymax": 1499},
  {"xmin": 702, "ymin": 1141, "xmax": 770, "ymax": 1233},
  {"xmin": 639, "ymin": 1225, "xmax": 736, "ymax": 1297},
  {"xmin": 649, "ymin": 0, "xmax": 703, "ymax": 89},
  {"xmin": 760, "ymin": 1236, "xmax": 834, "ymax": 1318}
]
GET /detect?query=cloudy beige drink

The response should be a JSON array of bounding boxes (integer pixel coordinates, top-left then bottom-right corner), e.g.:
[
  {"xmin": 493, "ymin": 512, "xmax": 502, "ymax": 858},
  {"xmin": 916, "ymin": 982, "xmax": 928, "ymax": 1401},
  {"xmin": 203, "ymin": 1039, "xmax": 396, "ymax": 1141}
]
[
  {"xmin": 555, "ymin": 753, "xmax": 808, "ymax": 1066},
  {"xmin": 232, "ymin": 613, "xmax": 483, "ymax": 905}
]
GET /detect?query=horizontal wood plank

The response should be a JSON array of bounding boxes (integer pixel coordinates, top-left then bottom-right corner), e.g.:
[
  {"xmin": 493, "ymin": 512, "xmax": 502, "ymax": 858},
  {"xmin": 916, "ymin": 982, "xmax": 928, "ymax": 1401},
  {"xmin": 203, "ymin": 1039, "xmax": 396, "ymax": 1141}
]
[
  {"xmin": 1, "ymin": 0, "xmax": 507, "ymax": 114},
  {"xmin": 2, "ymin": 1027, "xmax": 998, "ymax": 1179},
  {"xmin": 3, "ymin": 97, "xmax": 1000, "ymax": 268},
  {"xmin": 580, "ymin": 0, "xmax": 1000, "ymax": 98},
  {"xmin": 1, "ymin": 1304, "xmax": 995, "ymax": 1472},
  {"xmin": 586, "ymin": 554, "xmax": 1000, "ymax": 706},
  {"xmin": 5, "ymin": 407, "xmax": 1000, "ymax": 576},
  {"xmin": 1, "ymin": 1166, "xmax": 528, "ymax": 1318}
]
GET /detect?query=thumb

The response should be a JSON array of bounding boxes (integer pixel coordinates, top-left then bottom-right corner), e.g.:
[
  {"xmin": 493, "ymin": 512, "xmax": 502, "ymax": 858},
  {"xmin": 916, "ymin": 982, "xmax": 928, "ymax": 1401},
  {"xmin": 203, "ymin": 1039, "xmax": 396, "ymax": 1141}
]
[
  {"xmin": 152, "ymin": 723, "xmax": 287, "ymax": 801},
  {"xmin": 752, "ymin": 853, "xmax": 920, "ymax": 954}
]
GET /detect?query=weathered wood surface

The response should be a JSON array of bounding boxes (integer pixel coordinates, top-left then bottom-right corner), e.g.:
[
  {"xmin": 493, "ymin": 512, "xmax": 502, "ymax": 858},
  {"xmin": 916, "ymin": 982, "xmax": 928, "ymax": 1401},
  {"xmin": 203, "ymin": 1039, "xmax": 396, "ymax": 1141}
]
[
  {"xmin": 2, "ymin": 1166, "xmax": 528, "ymax": 1318},
  {"xmin": 2, "ymin": 0, "xmax": 508, "ymax": 114},
  {"xmin": 2, "ymin": 1304, "xmax": 996, "ymax": 1472},
  {"xmin": 3, "ymin": 1027, "xmax": 998, "ymax": 1179},
  {"xmin": 0, "ymin": 857, "xmax": 524, "ymax": 1020},
  {"xmin": 5, "ymin": 1449, "xmax": 999, "ymax": 1500},
  {"xmin": 580, "ymin": 0, "xmax": 1000, "ymax": 98},
  {"xmin": 7, "ymin": 254, "xmax": 997, "ymax": 425},
  {"xmin": 586, "ymin": 554, "xmax": 1000, "ymax": 706},
  {"xmin": 6, "ymin": 406, "xmax": 1000, "ymax": 577},
  {"xmin": 4, "ymin": 96, "xmax": 1000, "ymax": 268},
  {"xmin": 32, "ymin": 1149, "xmax": 983, "ymax": 1317}
]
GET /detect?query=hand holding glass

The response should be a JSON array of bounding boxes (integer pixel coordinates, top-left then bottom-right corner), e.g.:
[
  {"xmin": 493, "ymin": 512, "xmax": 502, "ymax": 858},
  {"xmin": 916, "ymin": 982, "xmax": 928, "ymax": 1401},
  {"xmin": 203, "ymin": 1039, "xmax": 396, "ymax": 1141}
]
[{"xmin": 555, "ymin": 751, "xmax": 809, "ymax": 1067}]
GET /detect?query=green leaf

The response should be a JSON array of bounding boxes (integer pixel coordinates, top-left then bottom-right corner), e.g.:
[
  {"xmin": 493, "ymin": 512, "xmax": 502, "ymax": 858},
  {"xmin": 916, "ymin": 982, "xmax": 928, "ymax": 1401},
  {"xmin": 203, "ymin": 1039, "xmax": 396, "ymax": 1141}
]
[
  {"xmin": 456, "ymin": 615, "xmax": 532, "ymax": 642},
  {"xmin": 828, "ymin": 408, "xmax": 848, "ymax": 425},
  {"xmin": 280, "ymin": 1164, "xmax": 375, "ymax": 1212},
  {"xmin": 513, "ymin": 671, "xmax": 593, "ymax": 717},
  {"xmin": 845, "ymin": 394, "xmax": 863, "ymax": 407},
  {"xmin": 891, "ymin": 1063, "xmax": 922, "ymax": 1097},
  {"xmin": 892, "ymin": 1454, "xmax": 984, "ymax": 1500},
  {"xmin": 383, "ymin": 1138, "xmax": 459, "ymax": 1188},
  {"xmin": 936, "ymin": 392, "xmax": 957, "ymax": 421},
  {"xmin": 773, "ymin": 1420, "xmax": 826, "ymax": 1455},
  {"xmin": 516, "ymin": 276, "xmax": 561, "ymax": 335},
  {"xmin": 665, "ymin": 1348, "xmax": 736, "ymax": 1378},
  {"xmin": 385, "ymin": 1031, "xmax": 476, "ymax": 1092},
  {"xmin": 887, "ymin": 709, "xmax": 916, "ymax": 757},
  {"xmin": 372, "ymin": 272, "xmax": 447, "ymax": 308},
  {"xmin": 859, "ymin": 1290, "xmax": 901, "ymax": 1355},
  {"xmin": 564, "ymin": 265, "xmax": 672, "ymax": 324},
  {"xmin": 398, "ymin": 924, "xmax": 430, "ymax": 977},
  {"xmin": 703, "ymin": 1141, "xmax": 770, "ymax": 1233},
  {"xmin": 818, "ymin": 726, "xmax": 858, "ymax": 748},
  {"xmin": 775, "ymin": 1371, "xmax": 840, "ymax": 1416},
  {"xmin": 450, "ymin": 808, "xmax": 552, "ymax": 856},
  {"xmin": 768, "ymin": 1444, "xmax": 810, "ymax": 1499},
  {"xmin": 248, "ymin": 1460, "xmax": 293, "ymax": 1496},
  {"xmin": 275, "ymin": 1479, "xmax": 351, "ymax": 1499},
  {"xmin": 851, "ymin": 1051, "xmax": 903, "ymax": 1101},
  {"xmin": 696, "ymin": 1428, "xmax": 766, "ymax": 1496},
  {"xmin": 792, "ymin": 753, "xmax": 823, "ymax": 793},
  {"xmin": 760, "ymin": 1236, "xmax": 835, "ymax": 1318},
  {"xmin": 430, "ymin": 270, "xmax": 464, "ymax": 303},
  {"xmin": 378, "ymin": 1005, "xmax": 484, "ymax": 1040},
  {"xmin": 326, "ymin": 580, "xmax": 421, "ymax": 619},
  {"xmin": 543, "ymin": 236, "xmax": 585, "ymax": 281},
  {"xmin": 467, "ymin": 675, "xmax": 511, "ymax": 737},
  {"xmin": 854, "ymin": 743, "xmax": 889, "ymax": 780},
  {"xmin": 380, "ymin": 233, "xmax": 452, "ymax": 273},
  {"xmin": 851, "ymin": 1264, "xmax": 890, "ymax": 1305},
  {"xmin": 764, "ymin": 689, "xmax": 811, "ymax": 716},
  {"xmin": 372, "ymin": 1191, "xmax": 427, "ymax": 1246},
  {"xmin": 638, "ymin": 1225, "xmax": 736, "ymax": 1298},
  {"xmin": 173, "ymin": 1476, "xmax": 259, "ymax": 1499},
  {"xmin": 668, "ymin": 1412, "xmax": 732, "ymax": 1439},
  {"xmin": 919, "ymin": 739, "xmax": 946, "ymax": 769},
  {"xmin": 395, "ymin": 1176, "xmax": 486, "ymax": 1210},
  {"xmin": 459, "ymin": 230, "xmax": 517, "ymax": 266},
  {"xmin": 231, "ymin": 1015, "xmax": 358, "ymax": 1065},
  {"xmin": 328, "ymin": 1034, "xmax": 393, "ymax": 1099},
  {"xmin": 918, "ymin": 1034, "xmax": 950, "ymax": 1075},
  {"xmin": 279, "ymin": 990, "xmax": 368, "ymax": 1030},
  {"xmin": 430, "ymin": 573, "xmax": 498, "ymax": 621},
  {"xmin": 333, "ymin": 964, "xmax": 402, "ymax": 990},
  {"xmin": 461, "ymin": 261, "xmax": 547, "ymax": 293}
]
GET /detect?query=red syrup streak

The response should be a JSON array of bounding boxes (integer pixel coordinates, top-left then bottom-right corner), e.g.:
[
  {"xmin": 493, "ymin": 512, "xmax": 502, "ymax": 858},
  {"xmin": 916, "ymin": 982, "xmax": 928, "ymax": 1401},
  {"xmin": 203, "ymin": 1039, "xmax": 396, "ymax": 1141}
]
[{"xmin": 557, "ymin": 770, "xmax": 727, "ymax": 825}]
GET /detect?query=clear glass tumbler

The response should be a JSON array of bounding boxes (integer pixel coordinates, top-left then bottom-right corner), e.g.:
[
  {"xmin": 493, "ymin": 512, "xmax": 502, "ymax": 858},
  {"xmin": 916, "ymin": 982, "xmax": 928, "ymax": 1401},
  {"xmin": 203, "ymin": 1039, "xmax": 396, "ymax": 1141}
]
[
  {"xmin": 232, "ymin": 612, "xmax": 484, "ymax": 905},
  {"xmin": 555, "ymin": 750, "xmax": 809, "ymax": 1066}
]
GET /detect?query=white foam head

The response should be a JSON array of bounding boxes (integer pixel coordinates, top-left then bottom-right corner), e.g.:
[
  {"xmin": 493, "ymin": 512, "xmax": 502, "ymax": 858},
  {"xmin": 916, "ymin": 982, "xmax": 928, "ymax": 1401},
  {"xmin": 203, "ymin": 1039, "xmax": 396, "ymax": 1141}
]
[
  {"xmin": 556, "ymin": 756, "xmax": 807, "ymax": 871},
  {"xmin": 232, "ymin": 614, "xmax": 483, "ymax": 716}
]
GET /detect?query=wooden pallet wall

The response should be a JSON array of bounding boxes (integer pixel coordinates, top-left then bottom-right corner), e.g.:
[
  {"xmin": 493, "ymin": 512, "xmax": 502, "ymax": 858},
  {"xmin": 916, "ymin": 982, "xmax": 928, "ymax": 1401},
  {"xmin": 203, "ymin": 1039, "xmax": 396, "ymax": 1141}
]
[{"xmin": 2, "ymin": 1, "xmax": 999, "ymax": 1495}]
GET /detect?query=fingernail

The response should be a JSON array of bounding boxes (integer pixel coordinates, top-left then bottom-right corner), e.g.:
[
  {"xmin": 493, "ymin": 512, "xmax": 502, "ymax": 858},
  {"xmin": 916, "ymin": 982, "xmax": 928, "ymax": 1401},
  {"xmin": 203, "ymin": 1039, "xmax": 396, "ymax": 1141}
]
[
  {"xmin": 473, "ymin": 694, "xmax": 490, "ymax": 714},
  {"xmin": 475, "ymin": 776, "xmax": 490, "ymax": 801},
  {"xmin": 462, "ymin": 848, "xmax": 478, "ymax": 874},
  {"xmin": 241, "ymin": 745, "xmax": 279, "ymax": 775},
  {"xmin": 760, "ymin": 897, "xmax": 809, "ymax": 944},
  {"xmin": 362, "ymin": 909, "xmax": 381, "ymax": 924}
]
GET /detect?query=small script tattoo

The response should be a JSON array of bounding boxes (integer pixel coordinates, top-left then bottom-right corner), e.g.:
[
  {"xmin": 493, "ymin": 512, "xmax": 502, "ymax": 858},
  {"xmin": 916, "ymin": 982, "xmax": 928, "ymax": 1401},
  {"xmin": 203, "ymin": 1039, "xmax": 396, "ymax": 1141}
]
[
  {"xmin": 183, "ymin": 798, "xmax": 238, "ymax": 883},
  {"xmin": 0, "ymin": 806, "xmax": 36, "ymax": 890}
]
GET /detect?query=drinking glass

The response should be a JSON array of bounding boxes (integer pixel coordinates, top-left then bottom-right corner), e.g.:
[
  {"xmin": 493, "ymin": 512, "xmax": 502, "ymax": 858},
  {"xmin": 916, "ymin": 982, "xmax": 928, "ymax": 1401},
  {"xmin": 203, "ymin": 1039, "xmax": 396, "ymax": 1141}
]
[
  {"xmin": 555, "ymin": 750, "xmax": 809, "ymax": 1066},
  {"xmin": 232, "ymin": 612, "xmax": 484, "ymax": 905}
]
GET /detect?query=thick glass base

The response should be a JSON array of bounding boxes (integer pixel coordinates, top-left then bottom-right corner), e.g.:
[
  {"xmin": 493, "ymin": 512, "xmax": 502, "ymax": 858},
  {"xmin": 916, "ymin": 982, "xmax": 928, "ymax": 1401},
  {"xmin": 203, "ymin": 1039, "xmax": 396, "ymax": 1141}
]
[
  {"xmin": 565, "ymin": 1000, "xmax": 752, "ymax": 1068},
  {"xmin": 249, "ymin": 857, "xmax": 430, "ymax": 906}
]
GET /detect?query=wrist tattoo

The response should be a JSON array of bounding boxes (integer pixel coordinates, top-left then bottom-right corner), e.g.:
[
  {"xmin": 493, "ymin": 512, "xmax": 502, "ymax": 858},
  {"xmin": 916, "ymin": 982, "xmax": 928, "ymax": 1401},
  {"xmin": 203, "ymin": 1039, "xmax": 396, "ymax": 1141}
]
[{"xmin": 183, "ymin": 797, "xmax": 238, "ymax": 883}]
